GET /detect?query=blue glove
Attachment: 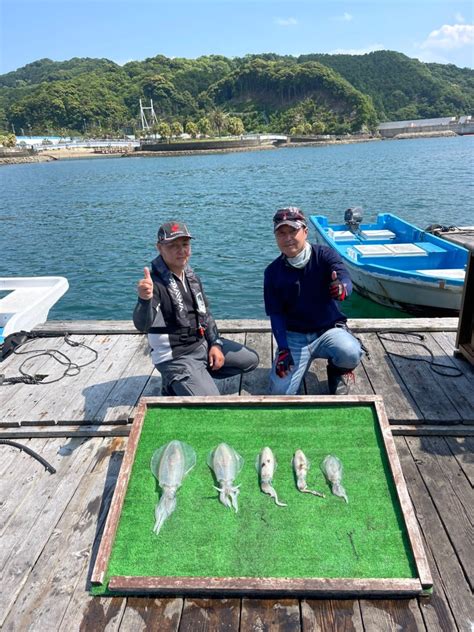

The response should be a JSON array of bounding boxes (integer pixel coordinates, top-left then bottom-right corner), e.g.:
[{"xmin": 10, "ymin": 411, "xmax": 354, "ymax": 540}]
[{"xmin": 276, "ymin": 348, "xmax": 294, "ymax": 378}]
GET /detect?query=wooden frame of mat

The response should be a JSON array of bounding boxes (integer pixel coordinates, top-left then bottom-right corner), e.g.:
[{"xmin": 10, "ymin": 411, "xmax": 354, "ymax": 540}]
[{"xmin": 91, "ymin": 395, "xmax": 433, "ymax": 597}]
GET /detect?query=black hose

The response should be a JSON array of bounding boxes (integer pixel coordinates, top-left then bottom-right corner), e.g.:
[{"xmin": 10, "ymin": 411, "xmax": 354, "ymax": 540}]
[{"xmin": 0, "ymin": 439, "xmax": 56, "ymax": 474}]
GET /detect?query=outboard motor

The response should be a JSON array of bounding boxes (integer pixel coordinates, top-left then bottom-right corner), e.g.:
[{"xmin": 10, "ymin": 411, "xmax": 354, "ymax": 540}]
[{"xmin": 344, "ymin": 207, "xmax": 363, "ymax": 233}]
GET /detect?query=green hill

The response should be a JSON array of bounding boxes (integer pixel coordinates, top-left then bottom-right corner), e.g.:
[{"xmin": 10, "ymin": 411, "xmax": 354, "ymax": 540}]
[
  {"xmin": 298, "ymin": 50, "xmax": 474, "ymax": 120},
  {"xmin": 0, "ymin": 51, "xmax": 472, "ymax": 135}
]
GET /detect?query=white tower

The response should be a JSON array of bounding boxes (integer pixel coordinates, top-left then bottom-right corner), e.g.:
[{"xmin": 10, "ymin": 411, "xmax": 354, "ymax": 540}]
[{"xmin": 139, "ymin": 99, "xmax": 158, "ymax": 132}]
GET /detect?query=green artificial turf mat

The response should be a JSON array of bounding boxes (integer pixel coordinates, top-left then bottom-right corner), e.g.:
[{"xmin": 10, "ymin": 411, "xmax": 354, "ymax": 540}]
[{"xmin": 93, "ymin": 404, "xmax": 417, "ymax": 594}]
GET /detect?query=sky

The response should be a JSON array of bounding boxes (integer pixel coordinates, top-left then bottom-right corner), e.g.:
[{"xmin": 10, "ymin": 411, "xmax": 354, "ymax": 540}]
[{"xmin": 0, "ymin": 0, "xmax": 473, "ymax": 75}]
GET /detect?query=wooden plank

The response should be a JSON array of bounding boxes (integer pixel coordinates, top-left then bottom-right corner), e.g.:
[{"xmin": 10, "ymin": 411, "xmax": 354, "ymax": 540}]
[
  {"xmin": 240, "ymin": 598, "xmax": 300, "ymax": 631},
  {"xmin": 359, "ymin": 332, "xmax": 423, "ymax": 423},
  {"xmin": 2, "ymin": 334, "xmax": 108, "ymax": 424},
  {"xmin": 374, "ymin": 400, "xmax": 432, "ymax": 589},
  {"xmin": 51, "ymin": 334, "xmax": 142, "ymax": 423},
  {"xmin": 67, "ymin": 598, "xmax": 126, "ymax": 632},
  {"xmin": 419, "ymin": 436, "xmax": 473, "ymax": 519},
  {"xmin": 90, "ymin": 336, "xmax": 154, "ymax": 422},
  {"xmin": 377, "ymin": 333, "xmax": 461, "ymax": 423},
  {"xmin": 0, "ymin": 438, "xmax": 62, "ymax": 535},
  {"xmin": 405, "ymin": 436, "xmax": 474, "ymax": 590},
  {"xmin": 0, "ymin": 437, "xmax": 36, "ymax": 476},
  {"xmin": 0, "ymin": 436, "xmax": 102, "ymax": 627},
  {"xmin": 301, "ymin": 599, "xmax": 363, "ymax": 631},
  {"xmin": 92, "ymin": 401, "xmax": 147, "ymax": 584},
  {"xmin": 59, "ymin": 442, "xmax": 129, "ymax": 632},
  {"xmin": 420, "ymin": 333, "xmax": 474, "ymax": 422},
  {"xmin": 0, "ymin": 425, "xmax": 131, "ymax": 438},
  {"xmin": 391, "ymin": 425, "xmax": 474, "ymax": 436},
  {"xmin": 1, "ymin": 438, "xmax": 126, "ymax": 631},
  {"xmin": 179, "ymin": 598, "xmax": 239, "ymax": 631},
  {"xmin": 396, "ymin": 437, "xmax": 474, "ymax": 632},
  {"xmin": 118, "ymin": 597, "xmax": 182, "ymax": 631},
  {"xmin": 240, "ymin": 332, "xmax": 272, "ymax": 395},
  {"xmin": 17, "ymin": 333, "xmax": 121, "ymax": 424},
  {"xmin": 34, "ymin": 317, "xmax": 459, "ymax": 335},
  {"xmin": 109, "ymin": 575, "xmax": 423, "ymax": 597},
  {"xmin": 139, "ymin": 394, "xmax": 393, "ymax": 407},
  {"xmin": 446, "ymin": 436, "xmax": 474, "ymax": 485},
  {"xmin": 0, "ymin": 335, "xmax": 89, "ymax": 419},
  {"xmin": 432, "ymin": 330, "xmax": 474, "ymax": 380},
  {"xmin": 0, "ymin": 335, "xmax": 65, "ymax": 408},
  {"xmin": 359, "ymin": 599, "xmax": 427, "ymax": 631}
]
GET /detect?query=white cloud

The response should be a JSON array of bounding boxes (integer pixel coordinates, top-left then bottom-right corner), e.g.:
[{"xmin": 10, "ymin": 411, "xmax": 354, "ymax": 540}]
[
  {"xmin": 454, "ymin": 12, "xmax": 465, "ymax": 24},
  {"xmin": 330, "ymin": 44, "xmax": 385, "ymax": 55},
  {"xmin": 274, "ymin": 17, "xmax": 298, "ymax": 27},
  {"xmin": 414, "ymin": 50, "xmax": 450, "ymax": 65},
  {"xmin": 332, "ymin": 12, "xmax": 353, "ymax": 22},
  {"xmin": 421, "ymin": 23, "xmax": 474, "ymax": 50}
]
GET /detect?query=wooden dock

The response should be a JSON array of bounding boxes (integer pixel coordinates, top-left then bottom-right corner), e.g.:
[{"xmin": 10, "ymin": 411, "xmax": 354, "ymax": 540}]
[{"xmin": 0, "ymin": 318, "xmax": 472, "ymax": 631}]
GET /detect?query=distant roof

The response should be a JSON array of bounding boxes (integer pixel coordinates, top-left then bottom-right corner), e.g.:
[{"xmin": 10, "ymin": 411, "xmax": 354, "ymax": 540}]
[{"xmin": 379, "ymin": 117, "xmax": 456, "ymax": 129}]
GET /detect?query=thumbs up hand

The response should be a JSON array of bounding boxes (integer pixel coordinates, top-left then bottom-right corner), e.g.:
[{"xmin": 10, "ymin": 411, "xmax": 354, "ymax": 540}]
[
  {"xmin": 329, "ymin": 270, "xmax": 347, "ymax": 301},
  {"xmin": 137, "ymin": 267, "xmax": 154, "ymax": 300}
]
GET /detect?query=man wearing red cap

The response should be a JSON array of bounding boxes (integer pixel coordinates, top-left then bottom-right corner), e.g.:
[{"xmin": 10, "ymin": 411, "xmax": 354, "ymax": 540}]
[
  {"xmin": 264, "ymin": 207, "xmax": 363, "ymax": 395},
  {"xmin": 133, "ymin": 221, "xmax": 258, "ymax": 395}
]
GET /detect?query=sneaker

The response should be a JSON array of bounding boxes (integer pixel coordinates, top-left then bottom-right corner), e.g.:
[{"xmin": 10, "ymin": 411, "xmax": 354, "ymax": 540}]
[{"xmin": 327, "ymin": 365, "xmax": 355, "ymax": 395}]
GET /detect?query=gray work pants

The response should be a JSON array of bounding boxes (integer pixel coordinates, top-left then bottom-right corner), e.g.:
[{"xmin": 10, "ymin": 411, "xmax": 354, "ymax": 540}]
[{"xmin": 155, "ymin": 338, "xmax": 259, "ymax": 396}]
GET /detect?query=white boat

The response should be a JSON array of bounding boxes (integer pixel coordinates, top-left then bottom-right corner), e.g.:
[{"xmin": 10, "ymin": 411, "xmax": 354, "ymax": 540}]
[
  {"xmin": 0, "ymin": 277, "xmax": 69, "ymax": 343},
  {"xmin": 309, "ymin": 210, "xmax": 468, "ymax": 316}
]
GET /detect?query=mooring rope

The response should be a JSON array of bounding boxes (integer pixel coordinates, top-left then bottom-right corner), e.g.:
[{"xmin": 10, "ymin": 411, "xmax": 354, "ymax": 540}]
[
  {"xmin": 378, "ymin": 331, "xmax": 464, "ymax": 377},
  {"xmin": 0, "ymin": 333, "xmax": 98, "ymax": 385}
]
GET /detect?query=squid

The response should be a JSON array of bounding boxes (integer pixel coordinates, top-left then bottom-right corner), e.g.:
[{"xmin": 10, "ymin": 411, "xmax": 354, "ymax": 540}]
[
  {"xmin": 257, "ymin": 447, "xmax": 287, "ymax": 507},
  {"xmin": 208, "ymin": 443, "xmax": 243, "ymax": 512},
  {"xmin": 150, "ymin": 440, "xmax": 196, "ymax": 535},
  {"xmin": 292, "ymin": 449, "xmax": 325, "ymax": 498},
  {"xmin": 321, "ymin": 455, "xmax": 348, "ymax": 503}
]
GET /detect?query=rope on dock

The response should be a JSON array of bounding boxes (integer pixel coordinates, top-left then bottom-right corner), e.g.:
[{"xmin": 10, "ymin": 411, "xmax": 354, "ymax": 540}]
[
  {"xmin": 0, "ymin": 333, "xmax": 98, "ymax": 385},
  {"xmin": 378, "ymin": 332, "xmax": 464, "ymax": 377}
]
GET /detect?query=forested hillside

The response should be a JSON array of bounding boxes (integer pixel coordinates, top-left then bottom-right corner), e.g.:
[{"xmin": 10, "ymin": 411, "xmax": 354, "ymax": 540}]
[{"xmin": 0, "ymin": 51, "xmax": 472, "ymax": 136}]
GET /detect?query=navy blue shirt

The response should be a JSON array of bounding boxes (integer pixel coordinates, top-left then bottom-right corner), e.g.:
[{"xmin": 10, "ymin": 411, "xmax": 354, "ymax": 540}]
[{"xmin": 264, "ymin": 244, "xmax": 352, "ymax": 337}]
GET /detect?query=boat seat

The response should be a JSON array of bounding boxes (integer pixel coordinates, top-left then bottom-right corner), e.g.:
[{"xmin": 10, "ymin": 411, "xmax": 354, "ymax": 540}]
[
  {"xmin": 415, "ymin": 269, "xmax": 466, "ymax": 280},
  {"xmin": 360, "ymin": 229, "xmax": 396, "ymax": 240},
  {"xmin": 352, "ymin": 243, "xmax": 427, "ymax": 257},
  {"xmin": 328, "ymin": 229, "xmax": 356, "ymax": 241},
  {"xmin": 385, "ymin": 243, "xmax": 427, "ymax": 255}
]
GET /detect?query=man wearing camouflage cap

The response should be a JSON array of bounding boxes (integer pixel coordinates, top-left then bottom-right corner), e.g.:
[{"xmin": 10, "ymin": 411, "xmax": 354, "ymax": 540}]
[
  {"xmin": 133, "ymin": 220, "xmax": 258, "ymax": 395},
  {"xmin": 264, "ymin": 207, "xmax": 363, "ymax": 395}
]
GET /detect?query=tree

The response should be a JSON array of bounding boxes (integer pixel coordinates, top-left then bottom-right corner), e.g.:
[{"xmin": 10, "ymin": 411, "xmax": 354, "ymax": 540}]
[
  {"xmin": 157, "ymin": 121, "xmax": 171, "ymax": 142},
  {"xmin": 227, "ymin": 116, "xmax": 245, "ymax": 136},
  {"xmin": 311, "ymin": 120, "xmax": 325, "ymax": 134},
  {"xmin": 197, "ymin": 117, "xmax": 211, "ymax": 136},
  {"xmin": 0, "ymin": 133, "xmax": 16, "ymax": 147},
  {"xmin": 208, "ymin": 109, "xmax": 227, "ymax": 136},
  {"xmin": 170, "ymin": 121, "xmax": 183, "ymax": 138},
  {"xmin": 185, "ymin": 121, "xmax": 199, "ymax": 138}
]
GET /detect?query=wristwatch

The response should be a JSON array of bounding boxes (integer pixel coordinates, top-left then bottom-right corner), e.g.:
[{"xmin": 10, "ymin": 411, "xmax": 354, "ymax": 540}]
[{"xmin": 212, "ymin": 338, "xmax": 224, "ymax": 348}]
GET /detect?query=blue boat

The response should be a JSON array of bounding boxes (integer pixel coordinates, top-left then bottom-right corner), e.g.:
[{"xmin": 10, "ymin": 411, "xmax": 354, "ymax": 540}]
[{"xmin": 309, "ymin": 210, "xmax": 468, "ymax": 316}]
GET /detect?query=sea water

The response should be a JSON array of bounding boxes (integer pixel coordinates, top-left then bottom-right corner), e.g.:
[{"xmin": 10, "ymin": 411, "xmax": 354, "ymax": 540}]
[{"xmin": 1, "ymin": 135, "xmax": 472, "ymax": 320}]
